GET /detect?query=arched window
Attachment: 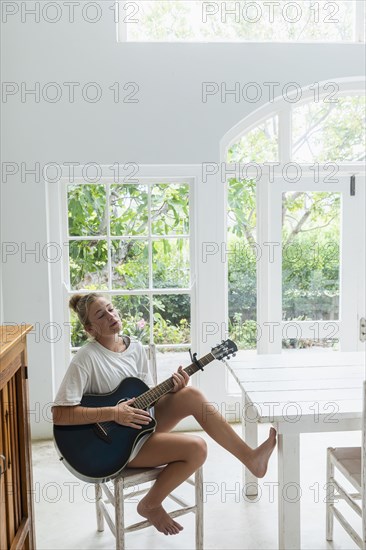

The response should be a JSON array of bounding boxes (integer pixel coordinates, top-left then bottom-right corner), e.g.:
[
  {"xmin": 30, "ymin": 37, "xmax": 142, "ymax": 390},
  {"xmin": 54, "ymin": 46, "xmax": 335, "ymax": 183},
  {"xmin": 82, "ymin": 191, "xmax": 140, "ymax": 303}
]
[
  {"xmin": 227, "ymin": 95, "xmax": 365, "ymax": 164},
  {"xmin": 222, "ymin": 79, "xmax": 365, "ymax": 359}
]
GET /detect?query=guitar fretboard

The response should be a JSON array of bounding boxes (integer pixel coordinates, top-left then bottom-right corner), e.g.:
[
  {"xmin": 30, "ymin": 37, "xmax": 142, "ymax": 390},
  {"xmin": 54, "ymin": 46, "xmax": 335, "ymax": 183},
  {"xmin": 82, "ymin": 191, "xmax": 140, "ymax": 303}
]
[{"xmin": 133, "ymin": 352, "xmax": 215, "ymax": 410}]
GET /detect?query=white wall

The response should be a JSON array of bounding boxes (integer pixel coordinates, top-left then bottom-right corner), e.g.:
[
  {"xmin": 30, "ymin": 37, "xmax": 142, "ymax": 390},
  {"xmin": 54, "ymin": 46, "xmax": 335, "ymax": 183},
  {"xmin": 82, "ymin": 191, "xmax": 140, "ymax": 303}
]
[{"xmin": 1, "ymin": 1, "xmax": 365, "ymax": 438}]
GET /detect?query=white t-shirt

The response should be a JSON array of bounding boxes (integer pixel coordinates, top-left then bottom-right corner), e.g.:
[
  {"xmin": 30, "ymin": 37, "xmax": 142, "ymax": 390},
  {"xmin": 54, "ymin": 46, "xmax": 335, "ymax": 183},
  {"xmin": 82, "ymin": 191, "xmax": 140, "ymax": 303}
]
[{"xmin": 54, "ymin": 336, "xmax": 155, "ymax": 462}]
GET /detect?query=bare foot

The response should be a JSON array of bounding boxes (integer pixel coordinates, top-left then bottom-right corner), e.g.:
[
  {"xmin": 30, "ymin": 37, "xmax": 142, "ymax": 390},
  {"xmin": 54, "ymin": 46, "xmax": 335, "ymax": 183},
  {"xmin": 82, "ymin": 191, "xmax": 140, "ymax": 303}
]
[
  {"xmin": 137, "ymin": 498, "xmax": 184, "ymax": 536},
  {"xmin": 246, "ymin": 427, "xmax": 277, "ymax": 478}
]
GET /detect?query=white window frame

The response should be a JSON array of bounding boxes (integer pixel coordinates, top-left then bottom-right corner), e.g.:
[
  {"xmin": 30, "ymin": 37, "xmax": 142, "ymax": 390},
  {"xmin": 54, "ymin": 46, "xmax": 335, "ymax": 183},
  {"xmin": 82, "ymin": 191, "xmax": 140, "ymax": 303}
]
[
  {"xmin": 47, "ymin": 164, "xmax": 225, "ymax": 398},
  {"xmin": 60, "ymin": 177, "xmax": 194, "ymax": 353},
  {"xmin": 220, "ymin": 78, "xmax": 366, "ymax": 399},
  {"xmin": 221, "ymin": 78, "xmax": 366, "ymax": 162},
  {"xmin": 262, "ymin": 173, "xmax": 365, "ymax": 353},
  {"xmin": 117, "ymin": 0, "xmax": 366, "ymax": 43}
]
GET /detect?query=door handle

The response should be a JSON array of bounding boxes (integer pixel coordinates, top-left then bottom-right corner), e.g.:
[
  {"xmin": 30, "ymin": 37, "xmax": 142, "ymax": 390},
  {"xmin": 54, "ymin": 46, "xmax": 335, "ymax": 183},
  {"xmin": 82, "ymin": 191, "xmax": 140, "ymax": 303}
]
[{"xmin": 360, "ymin": 318, "xmax": 366, "ymax": 343}]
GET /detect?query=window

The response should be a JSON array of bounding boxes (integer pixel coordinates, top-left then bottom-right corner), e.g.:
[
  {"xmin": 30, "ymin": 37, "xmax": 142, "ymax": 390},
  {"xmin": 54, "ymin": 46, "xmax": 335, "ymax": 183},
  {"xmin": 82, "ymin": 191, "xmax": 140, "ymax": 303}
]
[
  {"xmin": 224, "ymin": 82, "xmax": 365, "ymax": 360},
  {"xmin": 281, "ymin": 189, "xmax": 341, "ymax": 350},
  {"xmin": 227, "ymin": 178, "xmax": 258, "ymax": 351},
  {"xmin": 118, "ymin": 0, "xmax": 365, "ymax": 43},
  {"xmin": 227, "ymin": 116, "xmax": 279, "ymax": 163},
  {"xmin": 292, "ymin": 96, "xmax": 366, "ymax": 162},
  {"xmin": 63, "ymin": 179, "xmax": 194, "ymax": 382}
]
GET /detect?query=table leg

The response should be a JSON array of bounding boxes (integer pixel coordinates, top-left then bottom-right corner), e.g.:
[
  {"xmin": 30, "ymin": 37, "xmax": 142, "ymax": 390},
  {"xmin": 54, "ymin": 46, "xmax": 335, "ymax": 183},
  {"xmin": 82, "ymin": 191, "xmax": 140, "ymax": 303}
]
[
  {"xmin": 278, "ymin": 433, "xmax": 301, "ymax": 550},
  {"xmin": 243, "ymin": 392, "xmax": 258, "ymax": 496}
]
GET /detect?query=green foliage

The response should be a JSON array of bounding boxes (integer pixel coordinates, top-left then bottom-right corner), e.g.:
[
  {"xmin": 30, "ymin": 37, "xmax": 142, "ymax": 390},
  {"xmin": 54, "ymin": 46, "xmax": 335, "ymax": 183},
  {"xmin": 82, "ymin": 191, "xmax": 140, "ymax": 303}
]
[
  {"xmin": 110, "ymin": 184, "xmax": 148, "ymax": 236},
  {"xmin": 67, "ymin": 92, "xmax": 364, "ymax": 351},
  {"xmin": 228, "ymin": 97, "xmax": 365, "ymax": 164},
  {"xmin": 152, "ymin": 239, "xmax": 190, "ymax": 289},
  {"xmin": 70, "ymin": 312, "xmax": 89, "ymax": 348},
  {"xmin": 153, "ymin": 294, "xmax": 190, "ymax": 325},
  {"xmin": 153, "ymin": 313, "xmax": 190, "ymax": 345},
  {"xmin": 229, "ymin": 316, "xmax": 259, "ymax": 349},
  {"xmin": 228, "ymin": 118, "xmax": 278, "ymax": 164},
  {"xmin": 68, "ymin": 184, "xmax": 107, "ymax": 236},
  {"xmin": 119, "ymin": 314, "xmax": 150, "ymax": 344},
  {"xmin": 227, "ymin": 179, "xmax": 342, "ymax": 349},
  {"xmin": 128, "ymin": 1, "xmax": 354, "ymax": 42},
  {"xmin": 151, "ymin": 184, "xmax": 189, "ymax": 235},
  {"xmin": 293, "ymin": 96, "xmax": 366, "ymax": 163},
  {"xmin": 68, "ymin": 183, "xmax": 191, "ymax": 346},
  {"xmin": 69, "ymin": 240, "xmax": 108, "ymax": 290},
  {"xmin": 228, "ymin": 236, "xmax": 257, "ymax": 321}
]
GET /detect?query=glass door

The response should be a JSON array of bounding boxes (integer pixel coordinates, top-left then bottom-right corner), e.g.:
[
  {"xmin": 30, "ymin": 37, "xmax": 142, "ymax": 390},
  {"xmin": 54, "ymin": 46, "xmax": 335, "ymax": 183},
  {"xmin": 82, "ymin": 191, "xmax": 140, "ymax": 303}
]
[{"xmin": 258, "ymin": 175, "xmax": 365, "ymax": 353}]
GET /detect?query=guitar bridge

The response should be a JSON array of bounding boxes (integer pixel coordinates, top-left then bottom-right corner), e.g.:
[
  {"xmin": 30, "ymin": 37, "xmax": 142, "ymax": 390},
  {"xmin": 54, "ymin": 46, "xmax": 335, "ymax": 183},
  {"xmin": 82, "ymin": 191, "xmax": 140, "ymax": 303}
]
[{"xmin": 93, "ymin": 423, "xmax": 112, "ymax": 443}]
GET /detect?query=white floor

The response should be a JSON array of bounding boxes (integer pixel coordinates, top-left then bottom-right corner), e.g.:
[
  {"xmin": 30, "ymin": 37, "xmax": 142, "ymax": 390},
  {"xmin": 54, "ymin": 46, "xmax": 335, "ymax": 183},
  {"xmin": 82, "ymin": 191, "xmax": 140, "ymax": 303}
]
[{"xmin": 32, "ymin": 425, "xmax": 361, "ymax": 550}]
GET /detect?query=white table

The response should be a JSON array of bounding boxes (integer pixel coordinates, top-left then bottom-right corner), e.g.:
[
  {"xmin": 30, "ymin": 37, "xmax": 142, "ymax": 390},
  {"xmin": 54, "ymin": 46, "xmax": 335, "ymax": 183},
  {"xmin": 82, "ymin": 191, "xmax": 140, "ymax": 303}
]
[{"xmin": 225, "ymin": 351, "xmax": 365, "ymax": 550}]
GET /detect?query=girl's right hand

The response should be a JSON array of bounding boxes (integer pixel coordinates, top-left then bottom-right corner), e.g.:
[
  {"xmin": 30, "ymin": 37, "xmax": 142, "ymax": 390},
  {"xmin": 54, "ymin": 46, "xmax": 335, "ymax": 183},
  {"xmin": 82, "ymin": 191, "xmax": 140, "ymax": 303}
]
[{"xmin": 114, "ymin": 398, "xmax": 152, "ymax": 428}]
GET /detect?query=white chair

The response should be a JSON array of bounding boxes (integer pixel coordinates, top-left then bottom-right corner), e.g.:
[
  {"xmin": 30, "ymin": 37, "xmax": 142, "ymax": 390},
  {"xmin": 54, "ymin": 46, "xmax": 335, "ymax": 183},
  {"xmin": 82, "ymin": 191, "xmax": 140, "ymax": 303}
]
[
  {"xmin": 94, "ymin": 343, "xmax": 204, "ymax": 550},
  {"xmin": 326, "ymin": 380, "xmax": 366, "ymax": 549}
]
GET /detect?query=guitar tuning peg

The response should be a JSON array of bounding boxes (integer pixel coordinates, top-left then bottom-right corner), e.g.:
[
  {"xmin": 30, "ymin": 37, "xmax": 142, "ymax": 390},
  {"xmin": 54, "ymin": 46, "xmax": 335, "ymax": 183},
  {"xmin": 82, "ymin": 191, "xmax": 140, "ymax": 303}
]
[
  {"xmin": 232, "ymin": 353, "xmax": 236, "ymax": 357},
  {"xmin": 227, "ymin": 356, "xmax": 230, "ymax": 360},
  {"xmin": 222, "ymin": 339, "xmax": 225, "ymax": 343}
]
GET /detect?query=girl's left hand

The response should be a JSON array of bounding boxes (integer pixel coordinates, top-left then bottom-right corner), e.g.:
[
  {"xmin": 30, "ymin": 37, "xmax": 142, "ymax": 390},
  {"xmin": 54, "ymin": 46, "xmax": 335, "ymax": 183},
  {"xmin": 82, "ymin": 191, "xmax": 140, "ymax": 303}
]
[{"xmin": 170, "ymin": 366, "xmax": 189, "ymax": 392}]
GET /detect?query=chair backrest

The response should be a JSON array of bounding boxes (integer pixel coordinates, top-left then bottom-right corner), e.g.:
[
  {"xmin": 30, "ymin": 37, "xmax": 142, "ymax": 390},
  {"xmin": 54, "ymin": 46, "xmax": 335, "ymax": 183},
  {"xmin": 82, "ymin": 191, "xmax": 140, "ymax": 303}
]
[{"xmin": 145, "ymin": 343, "xmax": 158, "ymax": 386}]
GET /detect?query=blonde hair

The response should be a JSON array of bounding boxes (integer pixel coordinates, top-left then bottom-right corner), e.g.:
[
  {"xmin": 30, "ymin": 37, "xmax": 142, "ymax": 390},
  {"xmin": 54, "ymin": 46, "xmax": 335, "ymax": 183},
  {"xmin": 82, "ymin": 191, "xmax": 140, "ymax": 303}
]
[{"xmin": 69, "ymin": 293, "xmax": 103, "ymax": 329}]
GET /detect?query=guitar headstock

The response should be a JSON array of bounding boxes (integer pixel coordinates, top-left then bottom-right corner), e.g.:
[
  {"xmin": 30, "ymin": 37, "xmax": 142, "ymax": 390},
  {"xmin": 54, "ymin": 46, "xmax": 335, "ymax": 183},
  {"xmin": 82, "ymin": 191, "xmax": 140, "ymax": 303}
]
[{"xmin": 211, "ymin": 339, "xmax": 238, "ymax": 361}]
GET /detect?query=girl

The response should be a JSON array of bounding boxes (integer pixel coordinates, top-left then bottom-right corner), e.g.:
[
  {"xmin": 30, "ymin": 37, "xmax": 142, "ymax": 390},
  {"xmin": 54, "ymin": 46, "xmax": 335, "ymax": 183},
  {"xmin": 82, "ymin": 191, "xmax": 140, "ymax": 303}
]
[{"xmin": 52, "ymin": 293, "xmax": 276, "ymax": 536}]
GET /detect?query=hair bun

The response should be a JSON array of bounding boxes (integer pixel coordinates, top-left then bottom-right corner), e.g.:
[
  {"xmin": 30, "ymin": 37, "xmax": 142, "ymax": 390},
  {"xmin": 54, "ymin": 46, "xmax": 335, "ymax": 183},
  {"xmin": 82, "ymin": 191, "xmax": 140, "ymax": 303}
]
[{"xmin": 69, "ymin": 294, "xmax": 83, "ymax": 312}]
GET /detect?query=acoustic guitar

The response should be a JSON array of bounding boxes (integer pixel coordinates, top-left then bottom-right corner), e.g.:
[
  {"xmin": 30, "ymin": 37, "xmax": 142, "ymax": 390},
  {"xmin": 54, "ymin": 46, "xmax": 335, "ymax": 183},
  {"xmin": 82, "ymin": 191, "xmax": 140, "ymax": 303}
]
[{"xmin": 54, "ymin": 339, "xmax": 237, "ymax": 483}]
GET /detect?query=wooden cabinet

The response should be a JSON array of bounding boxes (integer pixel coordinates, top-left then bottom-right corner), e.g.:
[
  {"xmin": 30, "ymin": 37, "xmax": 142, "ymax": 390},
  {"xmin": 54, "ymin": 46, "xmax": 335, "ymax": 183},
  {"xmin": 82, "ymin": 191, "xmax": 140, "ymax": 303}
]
[{"xmin": 0, "ymin": 325, "xmax": 35, "ymax": 549}]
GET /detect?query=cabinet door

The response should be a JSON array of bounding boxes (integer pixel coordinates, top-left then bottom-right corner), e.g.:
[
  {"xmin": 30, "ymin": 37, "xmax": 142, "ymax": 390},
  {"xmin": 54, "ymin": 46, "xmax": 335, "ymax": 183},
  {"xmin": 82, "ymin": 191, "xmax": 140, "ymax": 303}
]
[
  {"xmin": 0, "ymin": 392, "xmax": 8, "ymax": 550},
  {"xmin": 0, "ymin": 375, "xmax": 24, "ymax": 549},
  {"xmin": 0, "ymin": 330, "xmax": 35, "ymax": 550},
  {"xmin": 1, "ymin": 382, "xmax": 16, "ymax": 546}
]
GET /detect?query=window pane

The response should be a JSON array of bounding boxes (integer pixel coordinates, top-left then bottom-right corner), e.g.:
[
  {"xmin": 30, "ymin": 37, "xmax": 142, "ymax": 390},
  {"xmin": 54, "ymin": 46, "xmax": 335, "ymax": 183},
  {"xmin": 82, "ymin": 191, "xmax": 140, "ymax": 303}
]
[
  {"xmin": 292, "ymin": 96, "xmax": 366, "ymax": 162},
  {"xmin": 227, "ymin": 116, "xmax": 278, "ymax": 163},
  {"xmin": 282, "ymin": 337, "xmax": 339, "ymax": 351},
  {"xmin": 153, "ymin": 294, "xmax": 191, "ymax": 345},
  {"xmin": 282, "ymin": 191, "xmax": 340, "ymax": 323},
  {"xmin": 110, "ymin": 184, "xmax": 148, "ymax": 236},
  {"xmin": 227, "ymin": 179, "xmax": 257, "ymax": 351},
  {"xmin": 68, "ymin": 184, "xmax": 107, "ymax": 236},
  {"xmin": 112, "ymin": 295, "xmax": 150, "ymax": 344},
  {"xmin": 126, "ymin": 1, "xmax": 355, "ymax": 42},
  {"xmin": 124, "ymin": 0, "xmax": 355, "ymax": 42},
  {"xmin": 111, "ymin": 240, "xmax": 149, "ymax": 289},
  {"xmin": 67, "ymin": 181, "xmax": 192, "ymax": 352},
  {"xmin": 69, "ymin": 240, "xmax": 108, "ymax": 290},
  {"xmin": 69, "ymin": 309, "xmax": 89, "ymax": 348},
  {"xmin": 151, "ymin": 183, "xmax": 189, "ymax": 235},
  {"xmin": 152, "ymin": 238, "xmax": 190, "ymax": 288}
]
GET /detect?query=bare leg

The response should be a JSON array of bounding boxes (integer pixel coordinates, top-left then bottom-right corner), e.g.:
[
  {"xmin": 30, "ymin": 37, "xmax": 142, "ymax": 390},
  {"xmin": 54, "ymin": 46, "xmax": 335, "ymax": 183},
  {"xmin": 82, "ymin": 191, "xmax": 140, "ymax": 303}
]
[
  {"xmin": 127, "ymin": 432, "xmax": 207, "ymax": 535},
  {"xmin": 155, "ymin": 387, "xmax": 276, "ymax": 478}
]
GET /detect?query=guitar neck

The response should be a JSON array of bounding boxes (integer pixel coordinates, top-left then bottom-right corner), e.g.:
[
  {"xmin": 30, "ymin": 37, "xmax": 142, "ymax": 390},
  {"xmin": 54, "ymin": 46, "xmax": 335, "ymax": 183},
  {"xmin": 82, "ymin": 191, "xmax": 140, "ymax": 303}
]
[{"xmin": 133, "ymin": 351, "xmax": 215, "ymax": 410}]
